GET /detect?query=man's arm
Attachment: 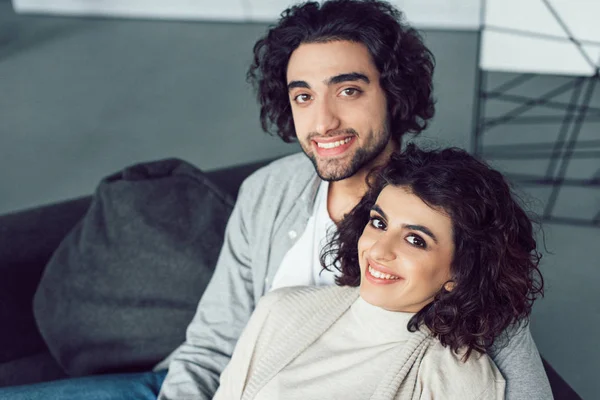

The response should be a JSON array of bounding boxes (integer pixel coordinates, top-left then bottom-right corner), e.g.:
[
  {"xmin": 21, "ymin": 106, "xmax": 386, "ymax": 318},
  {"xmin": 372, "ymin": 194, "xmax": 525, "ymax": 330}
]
[
  {"xmin": 158, "ymin": 178, "xmax": 257, "ymax": 400},
  {"xmin": 489, "ymin": 322, "xmax": 553, "ymax": 400}
]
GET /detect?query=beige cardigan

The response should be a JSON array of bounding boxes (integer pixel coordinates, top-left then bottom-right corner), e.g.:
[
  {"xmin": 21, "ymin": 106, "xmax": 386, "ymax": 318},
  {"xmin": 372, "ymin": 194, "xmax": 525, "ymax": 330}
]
[{"xmin": 214, "ymin": 286, "xmax": 505, "ymax": 400}]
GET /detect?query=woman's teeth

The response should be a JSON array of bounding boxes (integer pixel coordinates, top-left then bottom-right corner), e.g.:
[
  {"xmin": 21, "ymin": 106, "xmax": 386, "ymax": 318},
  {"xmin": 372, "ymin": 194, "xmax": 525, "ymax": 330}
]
[
  {"xmin": 368, "ymin": 265, "xmax": 400, "ymax": 280},
  {"xmin": 317, "ymin": 137, "xmax": 352, "ymax": 149}
]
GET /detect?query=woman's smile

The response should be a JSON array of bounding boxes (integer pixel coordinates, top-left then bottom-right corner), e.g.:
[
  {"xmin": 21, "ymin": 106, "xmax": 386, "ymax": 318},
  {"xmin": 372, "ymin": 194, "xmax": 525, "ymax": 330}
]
[{"xmin": 365, "ymin": 259, "xmax": 403, "ymax": 284}]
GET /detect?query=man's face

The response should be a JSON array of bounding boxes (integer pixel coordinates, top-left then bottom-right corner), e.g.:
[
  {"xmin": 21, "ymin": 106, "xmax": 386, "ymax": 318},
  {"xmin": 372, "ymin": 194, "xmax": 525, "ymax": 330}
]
[{"xmin": 286, "ymin": 40, "xmax": 393, "ymax": 181}]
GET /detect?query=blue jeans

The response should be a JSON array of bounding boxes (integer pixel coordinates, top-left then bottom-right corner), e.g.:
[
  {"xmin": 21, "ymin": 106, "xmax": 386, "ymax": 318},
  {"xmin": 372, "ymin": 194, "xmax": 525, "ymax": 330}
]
[{"xmin": 0, "ymin": 370, "xmax": 167, "ymax": 400}]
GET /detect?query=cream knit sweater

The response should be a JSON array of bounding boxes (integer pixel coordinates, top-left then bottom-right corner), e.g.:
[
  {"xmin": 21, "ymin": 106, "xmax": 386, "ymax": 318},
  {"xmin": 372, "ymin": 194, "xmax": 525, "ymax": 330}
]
[{"xmin": 214, "ymin": 286, "xmax": 505, "ymax": 400}]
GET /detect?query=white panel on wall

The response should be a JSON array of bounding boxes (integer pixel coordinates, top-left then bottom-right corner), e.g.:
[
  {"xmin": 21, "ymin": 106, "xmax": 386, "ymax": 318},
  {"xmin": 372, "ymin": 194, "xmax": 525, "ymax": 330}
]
[
  {"xmin": 581, "ymin": 44, "xmax": 600, "ymax": 67},
  {"xmin": 550, "ymin": 0, "xmax": 600, "ymax": 43},
  {"xmin": 12, "ymin": 0, "xmax": 482, "ymax": 29},
  {"xmin": 12, "ymin": 0, "xmax": 247, "ymax": 21},
  {"xmin": 481, "ymin": 0, "xmax": 600, "ymax": 76},
  {"xmin": 246, "ymin": 0, "xmax": 297, "ymax": 21},
  {"xmin": 485, "ymin": 0, "xmax": 566, "ymax": 38},
  {"xmin": 384, "ymin": 0, "xmax": 481, "ymax": 30},
  {"xmin": 481, "ymin": 30, "xmax": 596, "ymax": 76}
]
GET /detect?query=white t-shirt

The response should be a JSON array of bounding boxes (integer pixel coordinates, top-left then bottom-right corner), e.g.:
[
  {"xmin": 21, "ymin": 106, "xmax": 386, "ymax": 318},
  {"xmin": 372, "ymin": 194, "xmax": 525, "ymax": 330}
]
[{"xmin": 270, "ymin": 180, "xmax": 339, "ymax": 290}]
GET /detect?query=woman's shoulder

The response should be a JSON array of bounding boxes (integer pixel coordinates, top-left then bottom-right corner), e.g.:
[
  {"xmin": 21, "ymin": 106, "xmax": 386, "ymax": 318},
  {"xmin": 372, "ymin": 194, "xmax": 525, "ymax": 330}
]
[
  {"xmin": 417, "ymin": 342, "xmax": 506, "ymax": 399},
  {"xmin": 260, "ymin": 285, "xmax": 357, "ymax": 309},
  {"xmin": 255, "ymin": 285, "xmax": 359, "ymax": 327}
]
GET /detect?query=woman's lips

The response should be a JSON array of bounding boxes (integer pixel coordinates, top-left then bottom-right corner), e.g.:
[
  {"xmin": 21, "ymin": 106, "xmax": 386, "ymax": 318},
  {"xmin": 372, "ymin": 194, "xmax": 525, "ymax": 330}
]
[{"xmin": 365, "ymin": 260, "xmax": 403, "ymax": 285}]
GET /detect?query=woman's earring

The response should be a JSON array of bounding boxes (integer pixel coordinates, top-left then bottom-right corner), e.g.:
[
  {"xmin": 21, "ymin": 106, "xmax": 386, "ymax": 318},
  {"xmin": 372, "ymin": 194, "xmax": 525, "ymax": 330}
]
[{"xmin": 444, "ymin": 281, "xmax": 455, "ymax": 292}]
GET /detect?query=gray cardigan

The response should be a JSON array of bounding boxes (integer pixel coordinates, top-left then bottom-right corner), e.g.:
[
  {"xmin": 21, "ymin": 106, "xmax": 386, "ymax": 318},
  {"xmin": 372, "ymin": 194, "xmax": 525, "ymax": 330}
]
[
  {"xmin": 213, "ymin": 286, "xmax": 505, "ymax": 400},
  {"xmin": 157, "ymin": 153, "xmax": 552, "ymax": 400}
]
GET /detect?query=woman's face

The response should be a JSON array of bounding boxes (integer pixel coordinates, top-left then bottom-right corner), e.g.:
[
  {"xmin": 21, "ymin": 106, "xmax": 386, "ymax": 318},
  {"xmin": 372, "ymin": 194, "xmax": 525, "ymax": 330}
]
[{"xmin": 358, "ymin": 185, "xmax": 455, "ymax": 312}]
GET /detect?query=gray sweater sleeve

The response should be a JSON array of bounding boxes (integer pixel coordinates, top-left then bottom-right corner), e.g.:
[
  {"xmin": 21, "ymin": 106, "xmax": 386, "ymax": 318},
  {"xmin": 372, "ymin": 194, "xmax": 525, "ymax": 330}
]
[
  {"xmin": 489, "ymin": 322, "xmax": 553, "ymax": 400},
  {"xmin": 157, "ymin": 177, "xmax": 257, "ymax": 400}
]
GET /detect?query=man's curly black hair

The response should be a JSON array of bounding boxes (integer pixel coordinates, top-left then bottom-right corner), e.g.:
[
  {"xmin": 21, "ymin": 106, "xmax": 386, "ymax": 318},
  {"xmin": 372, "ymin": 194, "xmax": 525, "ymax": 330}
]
[
  {"xmin": 247, "ymin": 0, "xmax": 435, "ymax": 143},
  {"xmin": 322, "ymin": 143, "xmax": 545, "ymax": 359}
]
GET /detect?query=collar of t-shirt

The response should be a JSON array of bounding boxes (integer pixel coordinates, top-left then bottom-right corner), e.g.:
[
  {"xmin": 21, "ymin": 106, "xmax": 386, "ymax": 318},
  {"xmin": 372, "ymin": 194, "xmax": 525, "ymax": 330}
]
[{"xmin": 270, "ymin": 180, "xmax": 339, "ymax": 291}]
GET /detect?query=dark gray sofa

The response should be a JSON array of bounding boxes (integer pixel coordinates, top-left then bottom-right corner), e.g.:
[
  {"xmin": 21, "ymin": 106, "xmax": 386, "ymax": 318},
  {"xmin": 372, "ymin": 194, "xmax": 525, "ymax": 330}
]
[
  {"xmin": 0, "ymin": 158, "xmax": 582, "ymax": 399},
  {"xmin": 0, "ymin": 159, "xmax": 270, "ymax": 388}
]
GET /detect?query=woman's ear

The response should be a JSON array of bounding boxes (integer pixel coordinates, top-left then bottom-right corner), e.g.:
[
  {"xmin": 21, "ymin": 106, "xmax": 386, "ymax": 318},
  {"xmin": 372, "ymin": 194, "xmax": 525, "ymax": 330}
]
[{"xmin": 444, "ymin": 280, "xmax": 456, "ymax": 292}]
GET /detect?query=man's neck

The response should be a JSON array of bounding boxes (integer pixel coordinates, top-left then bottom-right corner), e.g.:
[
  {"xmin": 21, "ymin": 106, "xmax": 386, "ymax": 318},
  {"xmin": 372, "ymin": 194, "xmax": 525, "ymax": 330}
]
[
  {"xmin": 326, "ymin": 170, "xmax": 369, "ymax": 223},
  {"xmin": 326, "ymin": 142, "xmax": 397, "ymax": 223}
]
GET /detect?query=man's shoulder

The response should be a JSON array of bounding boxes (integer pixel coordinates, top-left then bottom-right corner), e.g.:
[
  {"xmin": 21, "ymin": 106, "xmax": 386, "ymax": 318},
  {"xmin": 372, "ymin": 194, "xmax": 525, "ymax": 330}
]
[
  {"xmin": 239, "ymin": 152, "xmax": 316, "ymax": 200},
  {"xmin": 247, "ymin": 152, "xmax": 313, "ymax": 182}
]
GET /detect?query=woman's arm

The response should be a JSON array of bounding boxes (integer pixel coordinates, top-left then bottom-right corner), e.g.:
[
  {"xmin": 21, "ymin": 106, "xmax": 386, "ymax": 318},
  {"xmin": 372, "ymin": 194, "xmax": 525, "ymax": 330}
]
[{"xmin": 212, "ymin": 290, "xmax": 283, "ymax": 399}]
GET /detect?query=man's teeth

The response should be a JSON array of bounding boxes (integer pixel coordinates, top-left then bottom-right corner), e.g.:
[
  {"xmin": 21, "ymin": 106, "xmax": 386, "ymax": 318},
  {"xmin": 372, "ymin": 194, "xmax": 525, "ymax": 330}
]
[
  {"xmin": 317, "ymin": 137, "xmax": 352, "ymax": 149},
  {"xmin": 368, "ymin": 265, "xmax": 400, "ymax": 280}
]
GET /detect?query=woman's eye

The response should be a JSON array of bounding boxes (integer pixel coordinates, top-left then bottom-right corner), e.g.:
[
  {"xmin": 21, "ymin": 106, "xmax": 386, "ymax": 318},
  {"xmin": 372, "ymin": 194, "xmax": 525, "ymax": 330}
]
[
  {"xmin": 294, "ymin": 94, "xmax": 312, "ymax": 103},
  {"xmin": 406, "ymin": 234, "xmax": 426, "ymax": 248},
  {"xmin": 369, "ymin": 217, "xmax": 386, "ymax": 230}
]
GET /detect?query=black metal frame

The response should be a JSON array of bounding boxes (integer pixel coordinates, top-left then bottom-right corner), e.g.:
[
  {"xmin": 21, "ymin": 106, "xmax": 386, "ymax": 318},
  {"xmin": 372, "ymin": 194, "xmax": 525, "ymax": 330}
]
[{"xmin": 472, "ymin": 0, "xmax": 600, "ymax": 228}]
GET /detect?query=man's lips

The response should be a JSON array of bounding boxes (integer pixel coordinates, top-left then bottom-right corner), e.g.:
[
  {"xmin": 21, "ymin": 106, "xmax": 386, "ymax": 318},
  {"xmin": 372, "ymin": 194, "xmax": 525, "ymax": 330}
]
[
  {"xmin": 311, "ymin": 134, "xmax": 354, "ymax": 144},
  {"xmin": 311, "ymin": 135, "xmax": 356, "ymax": 156}
]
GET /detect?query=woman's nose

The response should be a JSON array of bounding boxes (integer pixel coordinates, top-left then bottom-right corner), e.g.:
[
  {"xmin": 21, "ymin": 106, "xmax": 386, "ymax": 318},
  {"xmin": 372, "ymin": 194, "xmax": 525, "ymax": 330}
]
[{"xmin": 368, "ymin": 232, "xmax": 398, "ymax": 262}]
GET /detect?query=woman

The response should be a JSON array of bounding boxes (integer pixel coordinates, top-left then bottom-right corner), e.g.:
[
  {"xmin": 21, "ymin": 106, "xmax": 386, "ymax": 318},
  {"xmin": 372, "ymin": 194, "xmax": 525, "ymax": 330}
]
[{"xmin": 213, "ymin": 144, "xmax": 544, "ymax": 399}]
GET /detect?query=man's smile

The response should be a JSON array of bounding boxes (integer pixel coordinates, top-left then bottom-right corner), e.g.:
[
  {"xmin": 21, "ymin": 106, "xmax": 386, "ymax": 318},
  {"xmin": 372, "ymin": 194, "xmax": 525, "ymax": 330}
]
[{"xmin": 312, "ymin": 135, "xmax": 356, "ymax": 157}]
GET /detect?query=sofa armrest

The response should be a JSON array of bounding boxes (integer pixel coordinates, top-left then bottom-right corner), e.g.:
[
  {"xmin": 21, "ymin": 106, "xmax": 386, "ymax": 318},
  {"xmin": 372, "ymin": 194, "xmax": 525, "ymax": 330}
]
[
  {"xmin": 0, "ymin": 196, "xmax": 92, "ymax": 363},
  {"xmin": 543, "ymin": 358, "xmax": 582, "ymax": 399}
]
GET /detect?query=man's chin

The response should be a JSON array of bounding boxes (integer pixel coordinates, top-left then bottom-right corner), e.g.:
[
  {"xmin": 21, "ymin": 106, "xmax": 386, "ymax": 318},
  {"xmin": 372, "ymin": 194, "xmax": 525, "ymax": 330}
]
[
  {"xmin": 315, "ymin": 163, "xmax": 357, "ymax": 182},
  {"xmin": 304, "ymin": 152, "xmax": 360, "ymax": 181}
]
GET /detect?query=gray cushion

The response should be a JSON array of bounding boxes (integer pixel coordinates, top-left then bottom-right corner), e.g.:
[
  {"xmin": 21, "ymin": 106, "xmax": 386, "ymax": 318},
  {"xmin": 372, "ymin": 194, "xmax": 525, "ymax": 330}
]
[{"xmin": 33, "ymin": 159, "xmax": 234, "ymax": 376}]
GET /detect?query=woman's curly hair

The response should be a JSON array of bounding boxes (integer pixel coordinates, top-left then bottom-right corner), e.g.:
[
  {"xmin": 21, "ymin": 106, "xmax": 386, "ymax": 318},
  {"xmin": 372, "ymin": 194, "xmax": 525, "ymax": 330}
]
[
  {"xmin": 247, "ymin": 0, "xmax": 435, "ymax": 143},
  {"xmin": 322, "ymin": 143, "xmax": 545, "ymax": 359}
]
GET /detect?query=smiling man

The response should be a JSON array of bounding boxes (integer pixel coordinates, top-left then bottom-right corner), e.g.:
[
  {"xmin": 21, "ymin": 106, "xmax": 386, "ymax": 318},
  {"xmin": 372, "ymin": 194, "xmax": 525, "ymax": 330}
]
[
  {"xmin": 159, "ymin": 1, "xmax": 552, "ymax": 399},
  {"xmin": 287, "ymin": 41, "xmax": 392, "ymax": 183}
]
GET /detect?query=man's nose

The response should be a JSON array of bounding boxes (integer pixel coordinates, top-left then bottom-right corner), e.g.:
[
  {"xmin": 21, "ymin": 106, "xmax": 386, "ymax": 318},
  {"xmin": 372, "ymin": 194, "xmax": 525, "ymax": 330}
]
[{"xmin": 314, "ymin": 98, "xmax": 341, "ymax": 135}]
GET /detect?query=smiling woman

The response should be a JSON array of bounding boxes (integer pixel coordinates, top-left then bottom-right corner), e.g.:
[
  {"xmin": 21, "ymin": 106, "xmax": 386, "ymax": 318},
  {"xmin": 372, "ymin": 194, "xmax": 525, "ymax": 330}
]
[
  {"xmin": 325, "ymin": 143, "xmax": 544, "ymax": 359},
  {"xmin": 213, "ymin": 143, "xmax": 544, "ymax": 400},
  {"xmin": 357, "ymin": 185, "xmax": 455, "ymax": 314}
]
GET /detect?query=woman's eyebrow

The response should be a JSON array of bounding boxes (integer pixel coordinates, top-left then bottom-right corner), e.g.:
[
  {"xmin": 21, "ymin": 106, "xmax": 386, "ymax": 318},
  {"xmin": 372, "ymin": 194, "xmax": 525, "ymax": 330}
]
[
  {"xmin": 371, "ymin": 204, "xmax": 387, "ymax": 220},
  {"xmin": 404, "ymin": 224, "xmax": 438, "ymax": 244}
]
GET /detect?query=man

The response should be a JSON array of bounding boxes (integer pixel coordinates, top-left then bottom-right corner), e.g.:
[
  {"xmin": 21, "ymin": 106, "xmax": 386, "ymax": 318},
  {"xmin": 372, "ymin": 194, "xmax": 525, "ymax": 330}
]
[
  {"xmin": 0, "ymin": 1, "xmax": 551, "ymax": 399},
  {"xmin": 159, "ymin": 1, "xmax": 552, "ymax": 399}
]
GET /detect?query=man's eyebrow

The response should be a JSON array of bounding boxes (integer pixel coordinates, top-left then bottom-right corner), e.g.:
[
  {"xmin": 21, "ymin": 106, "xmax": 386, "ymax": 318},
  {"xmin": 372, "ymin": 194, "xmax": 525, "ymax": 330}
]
[
  {"xmin": 404, "ymin": 224, "xmax": 438, "ymax": 244},
  {"xmin": 287, "ymin": 73, "xmax": 369, "ymax": 91},
  {"xmin": 287, "ymin": 80, "xmax": 310, "ymax": 91},
  {"xmin": 326, "ymin": 72, "xmax": 370, "ymax": 85}
]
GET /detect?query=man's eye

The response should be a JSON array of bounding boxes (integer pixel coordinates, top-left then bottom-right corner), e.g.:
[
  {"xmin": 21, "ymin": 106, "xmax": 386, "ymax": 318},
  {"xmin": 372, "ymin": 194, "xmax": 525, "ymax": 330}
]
[
  {"xmin": 294, "ymin": 94, "xmax": 312, "ymax": 103},
  {"xmin": 406, "ymin": 234, "xmax": 426, "ymax": 248},
  {"xmin": 369, "ymin": 217, "xmax": 386, "ymax": 230},
  {"xmin": 340, "ymin": 88, "xmax": 361, "ymax": 97}
]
